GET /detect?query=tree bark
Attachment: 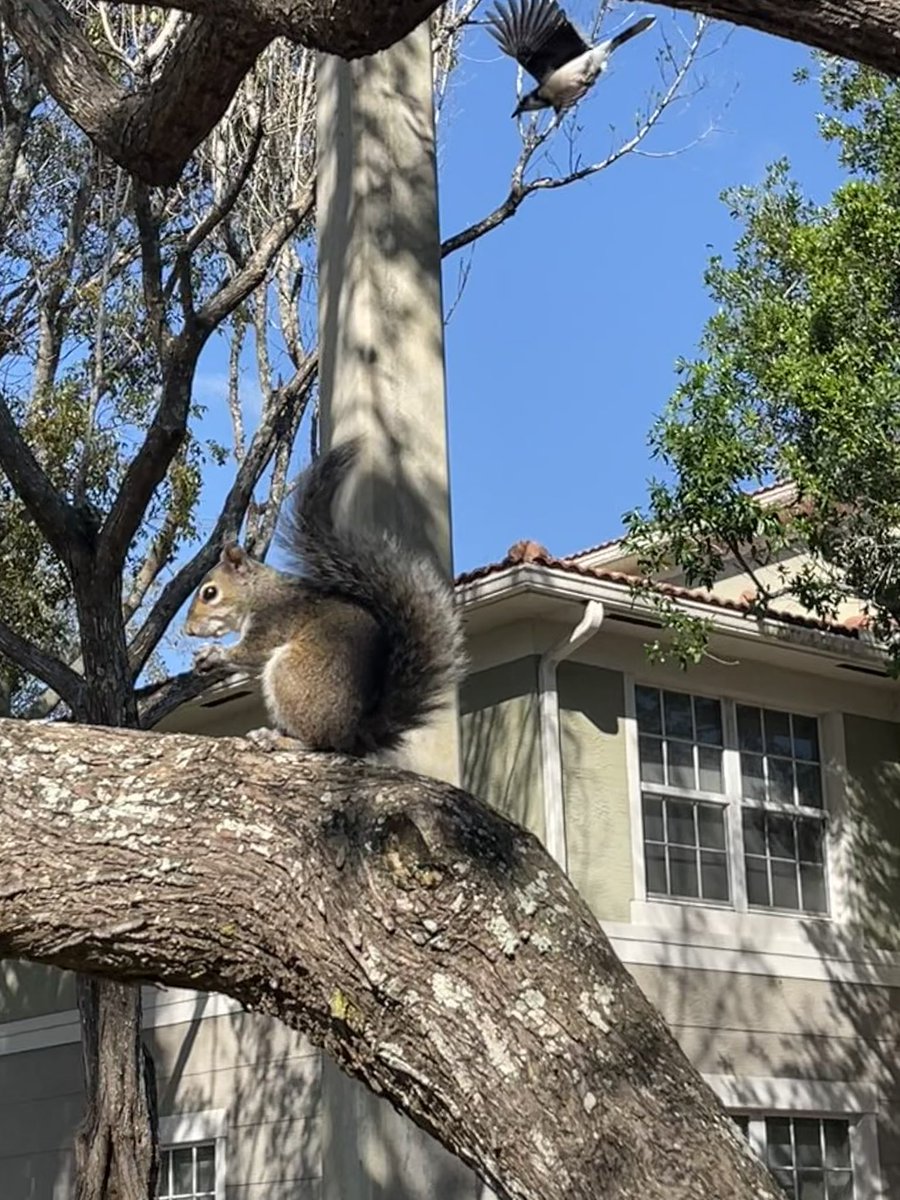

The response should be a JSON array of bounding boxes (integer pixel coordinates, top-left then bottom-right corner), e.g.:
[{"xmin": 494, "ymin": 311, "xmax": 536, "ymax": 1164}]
[
  {"xmin": 66, "ymin": 578, "xmax": 158, "ymax": 1200},
  {"xmin": 3, "ymin": 0, "xmax": 900, "ymax": 186},
  {"xmin": 0, "ymin": 717, "xmax": 781, "ymax": 1200}
]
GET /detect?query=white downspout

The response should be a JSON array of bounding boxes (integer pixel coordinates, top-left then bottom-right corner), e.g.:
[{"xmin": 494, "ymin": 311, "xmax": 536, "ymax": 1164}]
[{"xmin": 538, "ymin": 600, "xmax": 606, "ymax": 871}]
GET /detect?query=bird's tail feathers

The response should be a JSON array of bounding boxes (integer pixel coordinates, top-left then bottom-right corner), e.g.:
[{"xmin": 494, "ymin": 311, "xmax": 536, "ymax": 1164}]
[
  {"xmin": 277, "ymin": 441, "xmax": 467, "ymax": 753},
  {"xmin": 607, "ymin": 14, "xmax": 655, "ymax": 53}
]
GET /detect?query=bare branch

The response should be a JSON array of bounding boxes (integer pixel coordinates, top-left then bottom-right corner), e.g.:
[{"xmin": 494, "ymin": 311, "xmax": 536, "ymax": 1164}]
[
  {"xmin": 441, "ymin": 19, "xmax": 706, "ymax": 258},
  {"xmin": 97, "ymin": 339, "xmax": 203, "ymax": 575},
  {"xmin": 0, "ymin": 396, "xmax": 85, "ymax": 559},
  {"xmin": 135, "ymin": 665, "xmax": 232, "ymax": 728},
  {"xmin": 0, "ymin": 618, "xmax": 84, "ymax": 706},
  {"xmin": 196, "ymin": 185, "xmax": 315, "ymax": 332}
]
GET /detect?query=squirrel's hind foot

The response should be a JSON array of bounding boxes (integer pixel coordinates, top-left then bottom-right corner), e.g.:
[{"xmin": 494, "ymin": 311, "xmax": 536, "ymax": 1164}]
[{"xmin": 245, "ymin": 726, "xmax": 297, "ymax": 752}]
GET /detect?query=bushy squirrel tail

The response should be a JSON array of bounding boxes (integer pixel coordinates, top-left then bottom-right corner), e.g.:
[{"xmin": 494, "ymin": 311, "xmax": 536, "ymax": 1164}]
[{"xmin": 277, "ymin": 441, "xmax": 466, "ymax": 753}]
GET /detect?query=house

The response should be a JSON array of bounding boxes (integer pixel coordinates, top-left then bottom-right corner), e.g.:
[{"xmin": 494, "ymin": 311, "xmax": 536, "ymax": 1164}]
[{"xmin": 1, "ymin": 523, "xmax": 898, "ymax": 1198}]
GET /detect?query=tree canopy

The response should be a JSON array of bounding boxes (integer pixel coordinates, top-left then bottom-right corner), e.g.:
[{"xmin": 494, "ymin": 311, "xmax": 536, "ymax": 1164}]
[{"xmin": 626, "ymin": 58, "xmax": 900, "ymax": 669}]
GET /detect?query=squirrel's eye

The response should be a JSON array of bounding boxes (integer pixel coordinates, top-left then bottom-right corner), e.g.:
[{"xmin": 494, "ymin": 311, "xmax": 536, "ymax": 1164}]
[{"xmin": 201, "ymin": 585, "xmax": 218, "ymax": 603}]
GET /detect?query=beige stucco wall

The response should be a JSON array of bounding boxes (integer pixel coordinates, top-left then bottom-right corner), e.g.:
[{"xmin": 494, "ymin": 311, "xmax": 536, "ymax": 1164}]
[
  {"xmin": 630, "ymin": 965, "xmax": 898, "ymax": 1085},
  {"xmin": 557, "ymin": 662, "xmax": 632, "ymax": 923},
  {"xmin": 459, "ymin": 656, "xmax": 545, "ymax": 844},
  {"xmin": 843, "ymin": 714, "xmax": 900, "ymax": 949}
]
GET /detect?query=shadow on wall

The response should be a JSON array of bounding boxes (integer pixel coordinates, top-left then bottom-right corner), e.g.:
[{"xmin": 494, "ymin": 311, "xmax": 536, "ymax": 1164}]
[{"xmin": 459, "ymin": 656, "xmax": 544, "ymax": 841}]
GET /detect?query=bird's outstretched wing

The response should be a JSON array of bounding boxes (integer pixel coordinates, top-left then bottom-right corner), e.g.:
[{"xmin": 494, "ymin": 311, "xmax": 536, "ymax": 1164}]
[{"xmin": 487, "ymin": 0, "xmax": 589, "ymax": 86}]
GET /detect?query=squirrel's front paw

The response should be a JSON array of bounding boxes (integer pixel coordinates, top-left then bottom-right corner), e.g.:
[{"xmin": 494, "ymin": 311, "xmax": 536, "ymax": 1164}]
[{"xmin": 193, "ymin": 644, "xmax": 227, "ymax": 673}]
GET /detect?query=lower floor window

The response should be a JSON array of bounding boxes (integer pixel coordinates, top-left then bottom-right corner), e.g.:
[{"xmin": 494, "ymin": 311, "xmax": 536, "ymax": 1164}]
[
  {"xmin": 734, "ymin": 1115, "xmax": 854, "ymax": 1198},
  {"xmin": 159, "ymin": 1142, "xmax": 217, "ymax": 1200}
]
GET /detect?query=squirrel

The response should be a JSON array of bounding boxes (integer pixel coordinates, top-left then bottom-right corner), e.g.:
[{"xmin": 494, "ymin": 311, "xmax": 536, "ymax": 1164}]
[{"xmin": 183, "ymin": 440, "xmax": 466, "ymax": 756}]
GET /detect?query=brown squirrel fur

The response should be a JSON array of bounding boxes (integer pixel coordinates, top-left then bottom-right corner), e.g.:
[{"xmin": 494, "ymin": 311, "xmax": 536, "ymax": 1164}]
[{"xmin": 183, "ymin": 441, "xmax": 466, "ymax": 756}]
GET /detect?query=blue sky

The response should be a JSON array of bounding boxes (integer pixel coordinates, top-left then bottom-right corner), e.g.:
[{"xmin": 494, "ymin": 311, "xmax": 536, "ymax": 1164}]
[{"xmin": 438, "ymin": 7, "xmax": 846, "ymax": 573}]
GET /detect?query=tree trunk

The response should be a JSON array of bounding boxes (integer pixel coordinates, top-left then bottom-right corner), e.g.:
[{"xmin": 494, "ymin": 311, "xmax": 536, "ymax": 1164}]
[
  {"xmin": 74, "ymin": 979, "xmax": 158, "ymax": 1200},
  {"xmin": 0, "ymin": 717, "xmax": 783, "ymax": 1200},
  {"xmin": 70, "ymin": 578, "xmax": 158, "ymax": 1200}
]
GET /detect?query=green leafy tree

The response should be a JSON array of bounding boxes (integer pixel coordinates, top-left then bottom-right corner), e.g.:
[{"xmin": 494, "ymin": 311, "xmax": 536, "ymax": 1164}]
[{"xmin": 626, "ymin": 59, "xmax": 900, "ymax": 669}]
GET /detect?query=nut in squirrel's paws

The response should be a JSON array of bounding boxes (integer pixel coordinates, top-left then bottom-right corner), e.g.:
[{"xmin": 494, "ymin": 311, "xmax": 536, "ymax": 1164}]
[{"xmin": 193, "ymin": 644, "xmax": 227, "ymax": 673}]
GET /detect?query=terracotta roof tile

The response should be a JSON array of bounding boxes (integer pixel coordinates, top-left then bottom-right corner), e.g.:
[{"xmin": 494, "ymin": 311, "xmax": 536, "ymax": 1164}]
[{"xmin": 455, "ymin": 545, "xmax": 861, "ymax": 640}]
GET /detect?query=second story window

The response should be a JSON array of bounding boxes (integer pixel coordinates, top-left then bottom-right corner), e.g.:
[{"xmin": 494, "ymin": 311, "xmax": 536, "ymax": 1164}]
[{"xmin": 635, "ymin": 685, "xmax": 829, "ymax": 917}]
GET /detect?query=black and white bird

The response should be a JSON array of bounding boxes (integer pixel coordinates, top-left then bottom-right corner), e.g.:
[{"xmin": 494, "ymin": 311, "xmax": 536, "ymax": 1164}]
[{"xmin": 487, "ymin": 0, "xmax": 656, "ymax": 117}]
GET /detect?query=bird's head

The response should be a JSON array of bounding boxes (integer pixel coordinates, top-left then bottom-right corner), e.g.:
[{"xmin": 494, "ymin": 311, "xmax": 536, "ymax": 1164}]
[{"xmin": 512, "ymin": 89, "xmax": 547, "ymax": 117}]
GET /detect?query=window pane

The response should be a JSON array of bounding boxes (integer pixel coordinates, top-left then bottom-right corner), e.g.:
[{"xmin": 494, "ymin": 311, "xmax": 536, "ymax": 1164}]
[
  {"xmin": 765, "ymin": 709, "xmax": 793, "ymax": 757},
  {"xmin": 796, "ymin": 762, "xmax": 823, "ymax": 809},
  {"xmin": 743, "ymin": 809, "xmax": 767, "ymax": 855},
  {"xmin": 800, "ymin": 863, "xmax": 828, "ymax": 914},
  {"xmin": 642, "ymin": 795, "xmax": 664, "ymax": 842},
  {"xmin": 797, "ymin": 818, "xmax": 825, "ymax": 864},
  {"xmin": 664, "ymin": 690, "xmax": 693, "ymax": 739},
  {"xmin": 667, "ymin": 800, "xmax": 696, "ymax": 846},
  {"xmin": 645, "ymin": 844, "xmax": 668, "ymax": 894},
  {"xmin": 745, "ymin": 856, "xmax": 770, "ymax": 906},
  {"xmin": 824, "ymin": 1121, "xmax": 851, "ymax": 1169},
  {"xmin": 772, "ymin": 1169, "xmax": 794, "ymax": 1191},
  {"xmin": 795, "ymin": 1120, "xmax": 823, "ymax": 1167},
  {"xmin": 667, "ymin": 740, "xmax": 695, "ymax": 790},
  {"xmin": 698, "ymin": 804, "xmax": 726, "ymax": 849},
  {"xmin": 639, "ymin": 735, "xmax": 665, "ymax": 784},
  {"xmin": 737, "ymin": 705, "xmax": 763, "ymax": 753},
  {"xmin": 700, "ymin": 851, "xmax": 730, "ymax": 902},
  {"xmin": 669, "ymin": 847, "xmax": 699, "ymax": 897},
  {"xmin": 798, "ymin": 1172, "xmax": 825, "ymax": 1200},
  {"xmin": 792, "ymin": 714, "xmax": 820, "ymax": 762},
  {"xmin": 741, "ymin": 753, "xmax": 766, "ymax": 801},
  {"xmin": 771, "ymin": 859, "xmax": 800, "ymax": 909},
  {"xmin": 766, "ymin": 1118, "xmax": 793, "ymax": 1168},
  {"xmin": 828, "ymin": 1171, "xmax": 853, "ymax": 1200},
  {"xmin": 698, "ymin": 746, "xmax": 723, "ymax": 793},
  {"xmin": 768, "ymin": 757, "xmax": 794, "ymax": 805},
  {"xmin": 196, "ymin": 1144, "xmax": 216, "ymax": 1193},
  {"xmin": 172, "ymin": 1147, "xmax": 194, "ymax": 1195},
  {"xmin": 636, "ymin": 686, "xmax": 662, "ymax": 734},
  {"xmin": 695, "ymin": 696, "xmax": 723, "ymax": 745},
  {"xmin": 768, "ymin": 814, "xmax": 796, "ymax": 860}
]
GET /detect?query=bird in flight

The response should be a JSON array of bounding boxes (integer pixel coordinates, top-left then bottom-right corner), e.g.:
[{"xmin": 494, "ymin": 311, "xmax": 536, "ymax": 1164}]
[{"xmin": 486, "ymin": 0, "xmax": 656, "ymax": 117}]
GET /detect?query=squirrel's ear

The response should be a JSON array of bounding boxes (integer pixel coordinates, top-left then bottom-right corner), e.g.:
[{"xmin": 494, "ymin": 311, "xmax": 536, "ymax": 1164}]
[{"xmin": 221, "ymin": 542, "xmax": 250, "ymax": 572}]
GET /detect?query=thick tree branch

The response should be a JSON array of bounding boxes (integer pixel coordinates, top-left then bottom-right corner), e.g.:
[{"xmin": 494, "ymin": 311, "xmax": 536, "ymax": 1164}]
[
  {"xmin": 0, "ymin": 618, "xmax": 84, "ymax": 707},
  {"xmin": 0, "ymin": 717, "xmax": 781, "ymax": 1200},
  {"xmin": 0, "ymin": 0, "xmax": 270, "ymax": 185},
  {"xmin": 4, "ymin": 0, "xmax": 900, "ymax": 188},
  {"xmin": 97, "ymin": 340, "xmax": 202, "ymax": 575}
]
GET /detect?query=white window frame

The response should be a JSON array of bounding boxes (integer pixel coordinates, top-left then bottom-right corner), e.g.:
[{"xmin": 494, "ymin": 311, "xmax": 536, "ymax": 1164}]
[
  {"xmin": 706, "ymin": 1076, "xmax": 886, "ymax": 1199},
  {"xmin": 625, "ymin": 677, "xmax": 851, "ymax": 932},
  {"xmin": 158, "ymin": 1109, "xmax": 227, "ymax": 1200}
]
